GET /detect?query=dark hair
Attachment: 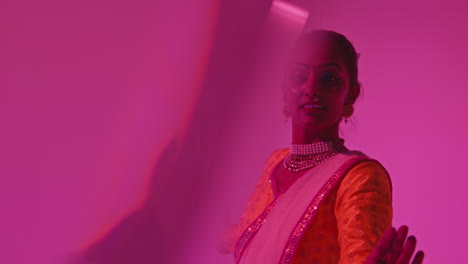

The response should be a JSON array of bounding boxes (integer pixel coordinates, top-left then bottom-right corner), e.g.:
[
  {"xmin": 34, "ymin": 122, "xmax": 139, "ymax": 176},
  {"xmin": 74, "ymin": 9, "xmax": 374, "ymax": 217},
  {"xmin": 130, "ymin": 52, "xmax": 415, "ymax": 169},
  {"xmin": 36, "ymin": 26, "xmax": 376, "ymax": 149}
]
[{"xmin": 298, "ymin": 30, "xmax": 361, "ymax": 104}]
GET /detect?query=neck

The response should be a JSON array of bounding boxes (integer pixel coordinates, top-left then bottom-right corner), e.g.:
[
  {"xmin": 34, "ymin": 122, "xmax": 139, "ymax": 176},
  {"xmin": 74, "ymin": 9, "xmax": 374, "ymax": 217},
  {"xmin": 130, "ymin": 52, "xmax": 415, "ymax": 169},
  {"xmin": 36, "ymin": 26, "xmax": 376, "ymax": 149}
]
[{"xmin": 291, "ymin": 124, "xmax": 340, "ymax": 144}]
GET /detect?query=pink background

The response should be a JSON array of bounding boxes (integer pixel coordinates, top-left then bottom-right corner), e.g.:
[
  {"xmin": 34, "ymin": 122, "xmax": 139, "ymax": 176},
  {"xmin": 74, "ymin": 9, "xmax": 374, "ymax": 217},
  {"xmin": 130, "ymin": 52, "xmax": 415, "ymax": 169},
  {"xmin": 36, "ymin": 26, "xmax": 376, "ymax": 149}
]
[{"xmin": 1, "ymin": 0, "xmax": 467, "ymax": 263}]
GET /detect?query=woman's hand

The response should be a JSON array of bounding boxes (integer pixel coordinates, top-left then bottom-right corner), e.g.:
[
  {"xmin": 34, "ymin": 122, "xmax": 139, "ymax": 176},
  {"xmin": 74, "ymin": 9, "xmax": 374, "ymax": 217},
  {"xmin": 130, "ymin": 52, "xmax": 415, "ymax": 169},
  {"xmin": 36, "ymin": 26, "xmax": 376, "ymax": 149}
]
[{"xmin": 365, "ymin": 226, "xmax": 424, "ymax": 264}]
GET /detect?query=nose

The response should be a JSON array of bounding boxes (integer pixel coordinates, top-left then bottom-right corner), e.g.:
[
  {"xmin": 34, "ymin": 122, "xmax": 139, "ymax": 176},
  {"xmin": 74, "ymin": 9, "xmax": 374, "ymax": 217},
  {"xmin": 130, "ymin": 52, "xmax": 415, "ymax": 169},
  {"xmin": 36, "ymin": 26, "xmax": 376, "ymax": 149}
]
[
  {"xmin": 303, "ymin": 81, "xmax": 320, "ymax": 98},
  {"xmin": 304, "ymin": 88, "xmax": 319, "ymax": 98},
  {"xmin": 301, "ymin": 73, "xmax": 320, "ymax": 98}
]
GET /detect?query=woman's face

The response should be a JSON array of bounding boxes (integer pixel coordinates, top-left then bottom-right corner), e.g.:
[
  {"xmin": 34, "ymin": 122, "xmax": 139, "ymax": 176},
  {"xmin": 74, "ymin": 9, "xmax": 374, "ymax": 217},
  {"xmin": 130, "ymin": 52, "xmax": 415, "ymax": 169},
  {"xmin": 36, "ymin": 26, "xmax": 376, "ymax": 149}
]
[{"xmin": 284, "ymin": 38, "xmax": 351, "ymax": 131}]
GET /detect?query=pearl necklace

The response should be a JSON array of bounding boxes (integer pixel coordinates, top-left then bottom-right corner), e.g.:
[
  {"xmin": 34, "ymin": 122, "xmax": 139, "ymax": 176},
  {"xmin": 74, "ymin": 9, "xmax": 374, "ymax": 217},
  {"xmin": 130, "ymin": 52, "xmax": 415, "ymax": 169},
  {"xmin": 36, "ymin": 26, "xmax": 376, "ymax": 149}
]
[{"xmin": 284, "ymin": 139, "xmax": 345, "ymax": 172}]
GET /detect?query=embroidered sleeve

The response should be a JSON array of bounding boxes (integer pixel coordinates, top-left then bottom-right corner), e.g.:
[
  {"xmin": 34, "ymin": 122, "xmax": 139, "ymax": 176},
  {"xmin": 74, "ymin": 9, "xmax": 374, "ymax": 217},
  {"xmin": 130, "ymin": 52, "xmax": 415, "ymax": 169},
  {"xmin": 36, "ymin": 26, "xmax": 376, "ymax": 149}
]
[
  {"xmin": 222, "ymin": 149, "xmax": 288, "ymax": 254},
  {"xmin": 335, "ymin": 160, "xmax": 393, "ymax": 264}
]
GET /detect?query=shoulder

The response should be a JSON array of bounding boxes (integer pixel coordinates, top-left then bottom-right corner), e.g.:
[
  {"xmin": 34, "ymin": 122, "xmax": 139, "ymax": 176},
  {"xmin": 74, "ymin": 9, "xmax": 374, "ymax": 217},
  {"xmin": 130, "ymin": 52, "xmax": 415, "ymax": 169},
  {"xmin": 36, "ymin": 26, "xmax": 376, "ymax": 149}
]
[
  {"xmin": 347, "ymin": 159, "xmax": 389, "ymax": 177},
  {"xmin": 253, "ymin": 148, "xmax": 289, "ymax": 189},
  {"xmin": 338, "ymin": 157, "xmax": 393, "ymax": 199},
  {"xmin": 339, "ymin": 151, "xmax": 391, "ymax": 184},
  {"xmin": 269, "ymin": 148, "xmax": 290, "ymax": 160},
  {"xmin": 262, "ymin": 148, "xmax": 289, "ymax": 170}
]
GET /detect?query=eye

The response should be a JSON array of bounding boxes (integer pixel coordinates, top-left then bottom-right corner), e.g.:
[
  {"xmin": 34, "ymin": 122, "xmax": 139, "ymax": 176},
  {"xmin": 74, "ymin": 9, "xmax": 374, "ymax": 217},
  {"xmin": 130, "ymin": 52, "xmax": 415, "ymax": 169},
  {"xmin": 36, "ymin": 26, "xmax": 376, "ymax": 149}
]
[
  {"xmin": 289, "ymin": 71, "xmax": 308, "ymax": 85},
  {"xmin": 320, "ymin": 72, "xmax": 341, "ymax": 87}
]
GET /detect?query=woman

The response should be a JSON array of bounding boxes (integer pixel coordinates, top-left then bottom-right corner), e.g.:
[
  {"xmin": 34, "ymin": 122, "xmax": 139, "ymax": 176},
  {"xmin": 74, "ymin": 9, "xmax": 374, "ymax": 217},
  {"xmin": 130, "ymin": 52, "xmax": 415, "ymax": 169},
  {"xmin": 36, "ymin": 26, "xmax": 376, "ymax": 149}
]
[{"xmin": 224, "ymin": 30, "xmax": 397, "ymax": 264}]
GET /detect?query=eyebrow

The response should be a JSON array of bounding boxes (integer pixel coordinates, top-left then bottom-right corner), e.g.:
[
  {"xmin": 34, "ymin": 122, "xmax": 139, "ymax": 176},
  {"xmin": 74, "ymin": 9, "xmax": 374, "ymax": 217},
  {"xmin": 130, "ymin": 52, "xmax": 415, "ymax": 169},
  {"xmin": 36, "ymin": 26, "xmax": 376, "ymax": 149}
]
[{"xmin": 294, "ymin": 62, "xmax": 342, "ymax": 70}]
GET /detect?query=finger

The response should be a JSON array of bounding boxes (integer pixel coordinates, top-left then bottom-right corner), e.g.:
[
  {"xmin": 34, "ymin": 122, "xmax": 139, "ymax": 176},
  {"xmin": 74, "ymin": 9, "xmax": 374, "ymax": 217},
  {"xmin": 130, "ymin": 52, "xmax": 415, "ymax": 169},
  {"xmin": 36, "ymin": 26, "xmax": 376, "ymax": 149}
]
[
  {"xmin": 396, "ymin": 236, "xmax": 417, "ymax": 264},
  {"xmin": 387, "ymin": 225, "xmax": 409, "ymax": 263},
  {"xmin": 365, "ymin": 227, "xmax": 396, "ymax": 263},
  {"xmin": 411, "ymin": 251, "xmax": 424, "ymax": 264}
]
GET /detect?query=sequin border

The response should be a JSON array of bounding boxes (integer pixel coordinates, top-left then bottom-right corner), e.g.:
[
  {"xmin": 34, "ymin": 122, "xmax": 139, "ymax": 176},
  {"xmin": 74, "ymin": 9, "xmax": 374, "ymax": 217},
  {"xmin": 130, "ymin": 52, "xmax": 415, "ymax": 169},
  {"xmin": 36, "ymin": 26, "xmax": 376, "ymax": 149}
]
[
  {"xmin": 278, "ymin": 156, "xmax": 371, "ymax": 264},
  {"xmin": 234, "ymin": 197, "xmax": 280, "ymax": 263},
  {"xmin": 234, "ymin": 149, "xmax": 289, "ymax": 263}
]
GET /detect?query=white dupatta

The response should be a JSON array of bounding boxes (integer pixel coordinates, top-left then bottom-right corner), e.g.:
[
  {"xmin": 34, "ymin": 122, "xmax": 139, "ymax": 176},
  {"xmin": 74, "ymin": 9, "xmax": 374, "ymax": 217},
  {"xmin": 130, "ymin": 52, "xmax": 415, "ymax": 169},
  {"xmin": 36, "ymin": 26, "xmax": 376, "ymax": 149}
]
[{"xmin": 235, "ymin": 151, "xmax": 368, "ymax": 264}]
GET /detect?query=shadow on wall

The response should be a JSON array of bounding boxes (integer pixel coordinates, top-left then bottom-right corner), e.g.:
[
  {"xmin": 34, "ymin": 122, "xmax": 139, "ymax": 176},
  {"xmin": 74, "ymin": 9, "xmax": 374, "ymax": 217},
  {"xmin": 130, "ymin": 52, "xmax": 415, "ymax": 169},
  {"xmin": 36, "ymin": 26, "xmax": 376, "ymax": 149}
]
[
  {"xmin": 70, "ymin": 139, "xmax": 182, "ymax": 264},
  {"xmin": 67, "ymin": 0, "xmax": 275, "ymax": 263}
]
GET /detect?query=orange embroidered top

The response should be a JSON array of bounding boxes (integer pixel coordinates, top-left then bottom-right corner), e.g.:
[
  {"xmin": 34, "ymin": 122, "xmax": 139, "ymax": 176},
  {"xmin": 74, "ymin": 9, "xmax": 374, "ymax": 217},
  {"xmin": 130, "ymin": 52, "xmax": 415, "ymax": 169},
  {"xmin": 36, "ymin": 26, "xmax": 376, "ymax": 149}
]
[{"xmin": 225, "ymin": 149, "xmax": 393, "ymax": 264}]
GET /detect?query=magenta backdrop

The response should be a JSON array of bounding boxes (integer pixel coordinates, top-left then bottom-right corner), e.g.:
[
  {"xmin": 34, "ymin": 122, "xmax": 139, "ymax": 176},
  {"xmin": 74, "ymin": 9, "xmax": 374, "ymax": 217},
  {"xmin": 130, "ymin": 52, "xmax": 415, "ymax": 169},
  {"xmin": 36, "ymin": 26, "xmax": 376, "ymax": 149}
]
[{"xmin": 1, "ymin": 0, "xmax": 467, "ymax": 263}]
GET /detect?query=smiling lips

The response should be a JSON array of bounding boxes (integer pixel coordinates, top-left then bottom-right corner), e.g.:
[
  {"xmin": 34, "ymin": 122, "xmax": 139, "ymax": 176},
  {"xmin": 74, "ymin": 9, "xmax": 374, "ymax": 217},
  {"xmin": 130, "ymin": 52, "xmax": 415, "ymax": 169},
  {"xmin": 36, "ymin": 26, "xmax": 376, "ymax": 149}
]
[{"xmin": 301, "ymin": 103, "xmax": 326, "ymax": 111}]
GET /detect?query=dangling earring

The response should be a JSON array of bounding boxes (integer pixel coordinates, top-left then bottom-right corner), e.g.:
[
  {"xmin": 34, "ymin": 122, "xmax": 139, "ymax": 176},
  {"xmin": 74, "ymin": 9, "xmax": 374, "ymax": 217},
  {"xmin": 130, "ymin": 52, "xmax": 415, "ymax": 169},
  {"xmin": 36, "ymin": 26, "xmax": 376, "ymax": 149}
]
[
  {"xmin": 343, "ymin": 104, "xmax": 354, "ymax": 123},
  {"xmin": 284, "ymin": 108, "xmax": 290, "ymax": 124}
]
